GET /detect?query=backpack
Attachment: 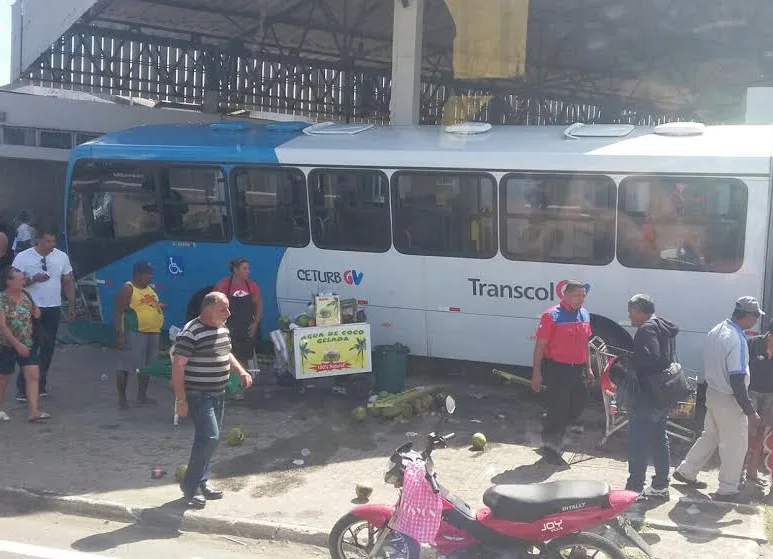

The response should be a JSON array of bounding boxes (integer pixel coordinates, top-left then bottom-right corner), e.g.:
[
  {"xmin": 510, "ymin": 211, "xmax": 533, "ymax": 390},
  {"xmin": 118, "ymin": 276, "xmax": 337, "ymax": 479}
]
[{"xmin": 645, "ymin": 337, "xmax": 695, "ymax": 410}]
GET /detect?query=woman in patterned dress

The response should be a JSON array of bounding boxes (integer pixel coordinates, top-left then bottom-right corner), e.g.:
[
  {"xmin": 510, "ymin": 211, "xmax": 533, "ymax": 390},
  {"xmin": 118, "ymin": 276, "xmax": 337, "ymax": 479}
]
[{"xmin": 0, "ymin": 266, "xmax": 50, "ymax": 422}]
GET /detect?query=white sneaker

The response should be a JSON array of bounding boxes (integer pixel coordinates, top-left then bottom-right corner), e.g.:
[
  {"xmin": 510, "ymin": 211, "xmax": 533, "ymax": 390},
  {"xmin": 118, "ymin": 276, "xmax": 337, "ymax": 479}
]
[
  {"xmin": 640, "ymin": 486, "xmax": 670, "ymax": 501},
  {"xmin": 0, "ymin": 411, "xmax": 10, "ymax": 421}
]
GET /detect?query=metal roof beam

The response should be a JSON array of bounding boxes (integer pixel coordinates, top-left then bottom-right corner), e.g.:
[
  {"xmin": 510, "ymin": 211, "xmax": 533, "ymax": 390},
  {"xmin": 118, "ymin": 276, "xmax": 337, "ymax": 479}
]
[
  {"xmin": 263, "ymin": 0, "xmax": 319, "ymax": 21},
  {"xmin": 133, "ymin": 0, "xmax": 263, "ymax": 19},
  {"xmin": 68, "ymin": 22, "xmax": 387, "ymax": 70}
]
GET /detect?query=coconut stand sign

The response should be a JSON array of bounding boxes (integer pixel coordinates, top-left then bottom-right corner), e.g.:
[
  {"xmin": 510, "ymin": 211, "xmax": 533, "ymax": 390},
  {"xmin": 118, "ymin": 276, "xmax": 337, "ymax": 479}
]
[{"xmin": 292, "ymin": 323, "xmax": 372, "ymax": 379}]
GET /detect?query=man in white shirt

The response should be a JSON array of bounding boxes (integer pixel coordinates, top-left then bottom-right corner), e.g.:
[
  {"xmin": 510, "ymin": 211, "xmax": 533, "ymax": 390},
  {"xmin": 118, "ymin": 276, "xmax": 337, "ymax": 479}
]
[
  {"xmin": 674, "ymin": 296, "xmax": 763, "ymax": 504},
  {"xmin": 12, "ymin": 211, "xmax": 34, "ymax": 253},
  {"xmin": 12, "ymin": 226, "xmax": 76, "ymax": 400}
]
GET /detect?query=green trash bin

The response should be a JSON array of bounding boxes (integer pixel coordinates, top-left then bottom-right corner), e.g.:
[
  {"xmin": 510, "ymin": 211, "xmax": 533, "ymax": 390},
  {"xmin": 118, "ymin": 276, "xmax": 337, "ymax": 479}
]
[{"xmin": 372, "ymin": 343, "xmax": 410, "ymax": 394}]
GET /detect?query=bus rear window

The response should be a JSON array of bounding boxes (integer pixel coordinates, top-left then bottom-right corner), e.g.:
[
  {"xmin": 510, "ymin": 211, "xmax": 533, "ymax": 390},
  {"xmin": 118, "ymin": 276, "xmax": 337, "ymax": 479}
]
[
  {"xmin": 617, "ymin": 176, "xmax": 747, "ymax": 273},
  {"xmin": 67, "ymin": 161, "xmax": 163, "ymax": 276},
  {"xmin": 232, "ymin": 167, "xmax": 310, "ymax": 247}
]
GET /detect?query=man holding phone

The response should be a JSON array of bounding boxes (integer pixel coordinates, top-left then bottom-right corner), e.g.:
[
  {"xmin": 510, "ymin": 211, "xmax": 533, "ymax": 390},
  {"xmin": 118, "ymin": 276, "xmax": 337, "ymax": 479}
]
[{"xmin": 12, "ymin": 225, "xmax": 76, "ymax": 400}]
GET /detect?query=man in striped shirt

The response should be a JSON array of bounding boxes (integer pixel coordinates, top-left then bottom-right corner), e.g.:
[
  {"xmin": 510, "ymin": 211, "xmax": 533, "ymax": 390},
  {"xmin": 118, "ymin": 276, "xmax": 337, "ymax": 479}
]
[{"xmin": 172, "ymin": 292, "xmax": 253, "ymax": 509}]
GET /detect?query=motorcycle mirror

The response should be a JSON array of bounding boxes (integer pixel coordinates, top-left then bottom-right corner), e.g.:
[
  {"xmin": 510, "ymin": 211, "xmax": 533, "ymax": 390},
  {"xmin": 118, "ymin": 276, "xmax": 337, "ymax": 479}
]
[{"xmin": 445, "ymin": 396, "xmax": 456, "ymax": 415}]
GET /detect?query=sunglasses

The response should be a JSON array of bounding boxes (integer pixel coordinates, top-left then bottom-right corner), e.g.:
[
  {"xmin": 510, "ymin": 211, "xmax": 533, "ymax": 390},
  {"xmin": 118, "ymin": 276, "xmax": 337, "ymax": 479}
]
[{"xmin": 41, "ymin": 257, "xmax": 47, "ymax": 272}]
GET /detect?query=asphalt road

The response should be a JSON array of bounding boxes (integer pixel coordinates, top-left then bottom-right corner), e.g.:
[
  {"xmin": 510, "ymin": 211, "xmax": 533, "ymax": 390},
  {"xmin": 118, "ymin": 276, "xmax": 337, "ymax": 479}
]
[{"xmin": 0, "ymin": 506, "xmax": 328, "ymax": 559}]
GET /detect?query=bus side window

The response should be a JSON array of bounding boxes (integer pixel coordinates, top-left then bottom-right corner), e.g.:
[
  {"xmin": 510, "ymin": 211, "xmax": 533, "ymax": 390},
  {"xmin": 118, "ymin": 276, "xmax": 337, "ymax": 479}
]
[
  {"xmin": 500, "ymin": 173, "xmax": 616, "ymax": 266},
  {"xmin": 392, "ymin": 171, "xmax": 497, "ymax": 259},
  {"xmin": 617, "ymin": 176, "xmax": 747, "ymax": 273},
  {"xmin": 309, "ymin": 169, "xmax": 390, "ymax": 253},
  {"xmin": 232, "ymin": 167, "xmax": 310, "ymax": 248},
  {"xmin": 161, "ymin": 166, "xmax": 230, "ymax": 242}
]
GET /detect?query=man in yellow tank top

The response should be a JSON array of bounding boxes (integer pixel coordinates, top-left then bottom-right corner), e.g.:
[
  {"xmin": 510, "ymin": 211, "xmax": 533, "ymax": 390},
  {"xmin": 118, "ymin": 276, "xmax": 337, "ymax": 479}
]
[{"xmin": 114, "ymin": 262, "xmax": 166, "ymax": 409}]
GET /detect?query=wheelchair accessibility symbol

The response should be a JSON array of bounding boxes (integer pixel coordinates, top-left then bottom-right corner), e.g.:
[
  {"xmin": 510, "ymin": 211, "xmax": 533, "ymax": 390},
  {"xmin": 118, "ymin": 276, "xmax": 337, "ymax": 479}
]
[{"xmin": 167, "ymin": 256, "xmax": 184, "ymax": 277}]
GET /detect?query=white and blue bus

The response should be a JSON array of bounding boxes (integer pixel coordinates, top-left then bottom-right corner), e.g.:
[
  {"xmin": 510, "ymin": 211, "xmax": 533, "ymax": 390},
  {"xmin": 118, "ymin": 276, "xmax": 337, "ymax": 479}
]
[{"xmin": 64, "ymin": 120, "xmax": 773, "ymax": 374}]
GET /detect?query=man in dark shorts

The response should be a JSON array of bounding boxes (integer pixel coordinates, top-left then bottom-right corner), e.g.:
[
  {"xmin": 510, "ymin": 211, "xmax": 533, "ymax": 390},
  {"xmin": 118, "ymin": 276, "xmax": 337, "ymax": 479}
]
[
  {"xmin": 114, "ymin": 262, "xmax": 166, "ymax": 409},
  {"xmin": 531, "ymin": 279, "xmax": 594, "ymax": 466},
  {"xmin": 744, "ymin": 324, "xmax": 773, "ymax": 487}
]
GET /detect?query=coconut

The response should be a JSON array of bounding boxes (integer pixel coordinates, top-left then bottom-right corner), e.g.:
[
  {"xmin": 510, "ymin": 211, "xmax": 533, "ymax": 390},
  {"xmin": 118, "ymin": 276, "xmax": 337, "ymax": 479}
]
[
  {"xmin": 378, "ymin": 391, "xmax": 391, "ymax": 399},
  {"xmin": 175, "ymin": 464, "xmax": 188, "ymax": 484},
  {"xmin": 471, "ymin": 432, "xmax": 487, "ymax": 451},
  {"xmin": 226, "ymin": 427, "xmax": 246, "ymax": 446},
  {"xmin": 381, "ymin": 406, "xmax": 400, "ymax": 419},
  {"xmin": 398, "ymin": 403, "xmax": 414, "ymax": 419},
  {"xmin": 355, "ymin": 482, "xmax": 373, "ymax": 500},
  {"xmin": 352, "ymin": 407, "xmax": 367, "ymax": 421}
]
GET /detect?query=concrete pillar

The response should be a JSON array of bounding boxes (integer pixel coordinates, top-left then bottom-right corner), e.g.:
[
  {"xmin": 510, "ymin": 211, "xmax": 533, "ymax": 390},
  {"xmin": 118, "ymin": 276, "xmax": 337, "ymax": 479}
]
[
  {"xmin": 10, "ymin": 0, "xmax": 23, "ymax": 83},
  {"xmin": 746, "ymin": 87, "xmax": 773, "ymax": 124},
  {"xmin": 390, "ymin": 0, "xmax": 424, "ymax": 126}
]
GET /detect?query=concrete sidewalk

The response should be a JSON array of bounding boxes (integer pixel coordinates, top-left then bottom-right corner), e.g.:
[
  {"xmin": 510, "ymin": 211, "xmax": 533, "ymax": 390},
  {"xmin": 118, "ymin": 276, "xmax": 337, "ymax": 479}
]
[{"xmin": 0, "ymin": 344, "xmax": 768, "ymax": 557}]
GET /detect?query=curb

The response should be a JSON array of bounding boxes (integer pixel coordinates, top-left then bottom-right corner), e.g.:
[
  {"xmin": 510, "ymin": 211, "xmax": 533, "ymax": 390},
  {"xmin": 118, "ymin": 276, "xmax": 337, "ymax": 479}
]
[
  {"xmin": 0, "ymin": 486, "xmax": 329, "ymax": 548},
  {"xmin": 3, "ymin": 486, "xmax": 767, "ymax": 546}
]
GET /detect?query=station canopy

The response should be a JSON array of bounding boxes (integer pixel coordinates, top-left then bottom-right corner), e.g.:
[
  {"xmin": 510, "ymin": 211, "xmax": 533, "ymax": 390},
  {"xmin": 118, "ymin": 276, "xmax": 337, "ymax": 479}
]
[{"xmin": 30, "ymin": 0, "xmax": 773, "ymax": 124}]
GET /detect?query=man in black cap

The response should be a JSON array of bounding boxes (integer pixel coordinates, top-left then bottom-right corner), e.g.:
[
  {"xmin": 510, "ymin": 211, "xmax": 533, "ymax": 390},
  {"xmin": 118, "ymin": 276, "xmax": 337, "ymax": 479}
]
[{"xmin": 114, "ymin": 262, "xmax": 166, "ymax": 408}]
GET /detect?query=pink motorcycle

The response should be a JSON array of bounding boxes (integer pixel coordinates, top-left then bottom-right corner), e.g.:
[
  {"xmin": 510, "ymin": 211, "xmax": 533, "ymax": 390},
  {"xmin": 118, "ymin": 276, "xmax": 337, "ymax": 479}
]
[{"xmin": 329, "ymin": 396, "xmax": 651, "ymax": 559}]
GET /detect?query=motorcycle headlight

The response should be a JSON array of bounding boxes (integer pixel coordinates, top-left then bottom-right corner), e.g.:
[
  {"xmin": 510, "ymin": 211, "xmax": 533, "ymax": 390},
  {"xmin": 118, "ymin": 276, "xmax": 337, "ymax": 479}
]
[{"xmin": 384, "ymin": 455, "xmax": 401, "ymax": 485}]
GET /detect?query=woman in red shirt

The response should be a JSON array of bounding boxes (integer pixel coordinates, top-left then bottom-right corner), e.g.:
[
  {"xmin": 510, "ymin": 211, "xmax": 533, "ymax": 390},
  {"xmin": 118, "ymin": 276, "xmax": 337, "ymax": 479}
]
[{"xmin": 213, "ymin": 258, "xmax": 264, "ymax": 372}]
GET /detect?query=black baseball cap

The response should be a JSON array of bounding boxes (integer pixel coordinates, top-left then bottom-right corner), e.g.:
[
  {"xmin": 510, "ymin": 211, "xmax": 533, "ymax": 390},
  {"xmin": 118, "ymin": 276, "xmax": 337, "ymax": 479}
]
[{"xmin": 133, "ymin": 261, "xmax": 153, "ymax": 274}]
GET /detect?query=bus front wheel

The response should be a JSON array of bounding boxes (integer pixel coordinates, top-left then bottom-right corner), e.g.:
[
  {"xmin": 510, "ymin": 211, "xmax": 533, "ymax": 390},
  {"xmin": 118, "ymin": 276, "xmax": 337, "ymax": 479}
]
[{"xmin": 186, "ymin": 287, "xmax": 214, "ymax": 322}]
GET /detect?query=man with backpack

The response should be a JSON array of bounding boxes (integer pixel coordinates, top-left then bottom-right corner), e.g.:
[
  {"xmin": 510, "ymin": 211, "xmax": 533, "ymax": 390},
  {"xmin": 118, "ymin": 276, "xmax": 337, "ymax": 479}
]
[
  {"xmin": 674, "ymin": 297, "xmax": 764, "ymax": 504},
  {"xmin": 624, "ymin": 294, "xmax": 680, "ymax": 501}
]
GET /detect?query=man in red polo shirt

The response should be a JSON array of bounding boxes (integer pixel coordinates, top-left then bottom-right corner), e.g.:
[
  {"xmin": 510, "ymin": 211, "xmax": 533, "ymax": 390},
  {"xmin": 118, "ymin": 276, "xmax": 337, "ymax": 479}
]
[{"xmin": 532, "ymin": 279, "xmax": 594, "ymax": 466}]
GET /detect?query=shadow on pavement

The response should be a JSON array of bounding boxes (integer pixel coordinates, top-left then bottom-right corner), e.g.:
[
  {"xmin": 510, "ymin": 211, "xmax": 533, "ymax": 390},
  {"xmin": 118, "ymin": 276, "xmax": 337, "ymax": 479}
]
[
  {"xmin": 70, "ymin": 500, "xmax": 184, "ymax": 552},
  {"xmin": 490, "ymin": 457, "xmax": 570, "ymax": 485}
]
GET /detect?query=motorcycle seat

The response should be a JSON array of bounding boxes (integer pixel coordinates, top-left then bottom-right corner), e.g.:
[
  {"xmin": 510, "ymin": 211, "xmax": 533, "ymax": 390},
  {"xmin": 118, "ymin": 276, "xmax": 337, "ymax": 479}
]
[{"xmin": 483, "ymin": 480, "xmax": 610, "ymax": 523}]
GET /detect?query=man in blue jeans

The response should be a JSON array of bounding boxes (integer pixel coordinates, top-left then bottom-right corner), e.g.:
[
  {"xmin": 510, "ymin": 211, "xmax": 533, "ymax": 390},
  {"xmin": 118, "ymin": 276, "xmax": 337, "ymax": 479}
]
[
  {"xmin": 625, "ymin": 294, "xmax": 679, "ymax": 501},
  {"xmin": 172, "ymin": 292, "xmax": 253, "ymax": 509}
]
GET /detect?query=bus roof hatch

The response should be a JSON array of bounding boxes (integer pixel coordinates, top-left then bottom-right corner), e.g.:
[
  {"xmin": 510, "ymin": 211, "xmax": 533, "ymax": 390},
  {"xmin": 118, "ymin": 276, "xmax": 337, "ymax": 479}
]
[
  {"xmin": 303, "ymin": 122, "xmax": 374, "ymax": 136},
  {"xmin": 563, "ymin": 123, "xmax": 635, "ymax": 139}
]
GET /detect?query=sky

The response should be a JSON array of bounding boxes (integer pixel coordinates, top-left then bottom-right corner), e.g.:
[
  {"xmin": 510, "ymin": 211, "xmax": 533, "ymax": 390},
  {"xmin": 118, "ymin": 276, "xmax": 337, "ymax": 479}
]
[{"xmin": 0, "ymin": 0, "xmax": 13, "ymax": 86}]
